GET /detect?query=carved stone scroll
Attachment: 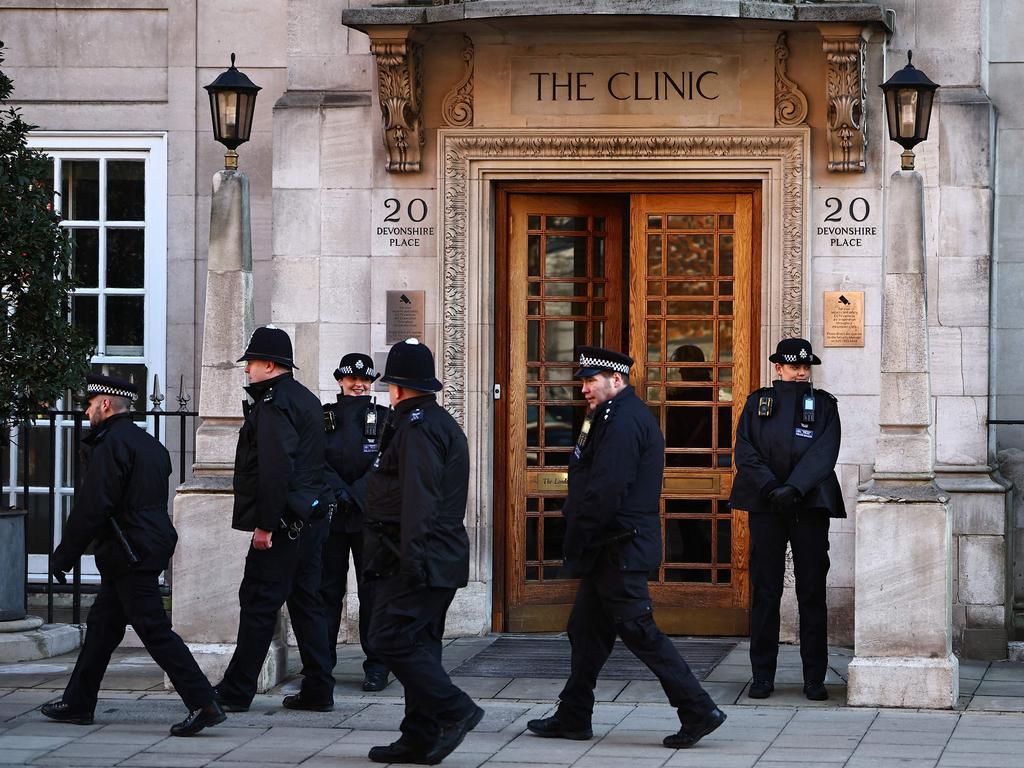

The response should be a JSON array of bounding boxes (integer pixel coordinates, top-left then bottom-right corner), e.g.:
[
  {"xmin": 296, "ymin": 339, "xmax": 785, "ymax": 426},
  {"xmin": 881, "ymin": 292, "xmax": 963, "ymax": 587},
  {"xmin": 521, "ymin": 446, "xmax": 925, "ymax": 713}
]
[
  {"xmin": 823, "ymin": 35, "xmax": 867, "ymax": 173},
  {"xmin": 775, "ymin": 33, "xmax": 808, "ymax": 126},
  {"xmin": 439, "ymin": 131, "xmax": 808, "ymax": 426},
  {"xmin": 370, "ymin": 32, "xmax": 425, "ymax": 173},
  {"xmin": 442, "ymin": 35, "xmax": 474, "ymax": 128}
]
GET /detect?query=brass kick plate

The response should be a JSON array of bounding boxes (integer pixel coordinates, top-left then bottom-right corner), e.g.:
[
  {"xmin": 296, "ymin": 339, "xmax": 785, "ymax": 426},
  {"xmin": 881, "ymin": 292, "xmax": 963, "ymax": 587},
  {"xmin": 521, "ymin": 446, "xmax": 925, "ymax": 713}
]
[{"xmin": 663, "ymin": 475, "xmax": 721, "ymax": 494}]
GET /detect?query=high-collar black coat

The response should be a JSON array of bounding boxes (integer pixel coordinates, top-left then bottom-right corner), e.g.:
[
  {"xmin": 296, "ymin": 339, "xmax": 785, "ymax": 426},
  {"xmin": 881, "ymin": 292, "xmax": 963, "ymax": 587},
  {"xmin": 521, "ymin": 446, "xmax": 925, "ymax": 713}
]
[
  {"xmin": 323, "ymin": 394, "xmax": 390, "ymax": 533},
  {"xmin": 562, "ymin": 385, "xmax": 665, "ymax": 576},
  {"xmin": 364, "ymin": 395, "xmax": 470, "ymax": 588},
  {"xmin": 232, "ymin": 372, "xmax": 330, "ymax": 532},
  {"xmin": 53, "ymin": 412, "xmax": 175, "ymax": 578},
  {"xmin": 729, "ymin": 379, "xmax": 845, "ymax": 517}
]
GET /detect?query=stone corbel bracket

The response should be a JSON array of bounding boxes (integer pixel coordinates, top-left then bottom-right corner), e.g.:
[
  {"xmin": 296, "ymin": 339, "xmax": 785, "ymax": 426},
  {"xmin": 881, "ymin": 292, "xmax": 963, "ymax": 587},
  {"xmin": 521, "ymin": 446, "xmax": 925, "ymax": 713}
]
[
  {"xmin": 442, "ymin": 35, "xmax": 474, "ymax": 128},
  {"xmin": 823, "ymin": 33, "xmax": 867, "ymax": 172},
  {"xmin": 775, "ymin": 33, "xmax": 808, "ymax": 126},
  {"xmin": 368, "ymin": 27, "xmax": 425, "ymax": 173}
]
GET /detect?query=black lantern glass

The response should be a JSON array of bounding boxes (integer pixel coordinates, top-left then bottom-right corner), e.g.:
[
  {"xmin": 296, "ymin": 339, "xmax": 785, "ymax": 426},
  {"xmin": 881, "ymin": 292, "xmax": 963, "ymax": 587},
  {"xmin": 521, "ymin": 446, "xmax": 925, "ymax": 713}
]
[
  {"xmin": 879, "ymin": 51, "xmax": 939, "ymax": 170},
  {"xmin": 204, "ymin": 54, "xmax": 261, "ymax": 169}
]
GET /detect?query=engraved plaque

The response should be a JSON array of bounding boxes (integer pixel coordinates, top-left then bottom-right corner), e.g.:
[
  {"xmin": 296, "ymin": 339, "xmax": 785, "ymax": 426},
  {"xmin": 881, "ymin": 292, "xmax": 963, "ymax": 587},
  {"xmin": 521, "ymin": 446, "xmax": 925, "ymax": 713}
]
[
  {"xmin": 527, "ymin": 471, "xmax": 569, "ymax": 493},
  {"xmin": 663, "ymin": 474, "xmax": 721, "ymax": 494},
  {"xmin": 823, "ymin": 291, "xmax": 865, "ymax": 347},
  {"xmin": 386, "ymin": 290, "xmax": 425, "ymax": 345}
]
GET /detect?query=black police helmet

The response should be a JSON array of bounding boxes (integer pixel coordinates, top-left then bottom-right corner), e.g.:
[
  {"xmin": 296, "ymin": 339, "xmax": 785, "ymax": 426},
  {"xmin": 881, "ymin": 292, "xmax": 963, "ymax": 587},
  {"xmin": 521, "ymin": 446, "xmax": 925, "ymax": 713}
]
[
  {"xmin": 236, "ymin": 325, "xmax": 297, "ymax": 369},
  {"xmin": 768, "ymin": 337, "xmax": 821, "ymax": 365},
  {"xmin": 379, "ymin": 338, "xmax": 442, "ymax": 393},
  {"xmin": 334, "ymin": 352, "xmax": 380, "ymax": 382}
]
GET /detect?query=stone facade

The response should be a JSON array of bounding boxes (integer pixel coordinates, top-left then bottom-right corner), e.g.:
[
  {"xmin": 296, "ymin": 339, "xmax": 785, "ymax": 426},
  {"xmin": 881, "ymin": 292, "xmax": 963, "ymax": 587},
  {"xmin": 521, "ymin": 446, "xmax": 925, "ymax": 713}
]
[{"xmin": 3, "ymin": 0, "xmax": 1021, "ymax": 659}]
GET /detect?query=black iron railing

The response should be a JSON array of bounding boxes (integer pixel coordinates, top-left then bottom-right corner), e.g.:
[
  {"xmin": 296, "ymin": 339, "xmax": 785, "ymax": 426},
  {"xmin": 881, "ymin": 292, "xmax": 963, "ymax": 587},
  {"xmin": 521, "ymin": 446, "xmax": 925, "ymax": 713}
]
[{"xmin": 2, "ymin": 392, "xmax": 197, "ymax": 625}]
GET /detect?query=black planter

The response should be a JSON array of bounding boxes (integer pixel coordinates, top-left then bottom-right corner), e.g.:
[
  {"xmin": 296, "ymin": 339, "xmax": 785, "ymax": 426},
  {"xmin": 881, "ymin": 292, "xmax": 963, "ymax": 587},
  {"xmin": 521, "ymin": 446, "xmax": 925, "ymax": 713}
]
[{"xmin": 0, "ymin": 508, "xmax": 27, "ymax": 621}]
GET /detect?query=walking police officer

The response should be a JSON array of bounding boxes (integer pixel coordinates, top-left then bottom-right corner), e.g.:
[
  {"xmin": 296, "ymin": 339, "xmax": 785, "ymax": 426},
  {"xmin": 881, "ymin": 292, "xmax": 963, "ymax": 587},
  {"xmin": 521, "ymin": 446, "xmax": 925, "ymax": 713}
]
[
  {"xmin": 527, "ymin": 347, "xmax": 726, "ymax": 750},
  {"xmin": 730, "ymin": 338, "xmax": 844, "ymax": 701},
  {"xmin": 321, "ymin": 352, "xmax": 391, "ymax": 691},
  {"xmin": 42, "ymin": 375, "xmax": 224, "ymax": 737},
  {"xmin": 363, "ymin": 338, "xmax": 483, "ymax": 765},
  {"xmin": 215, "ymin": 326, "xmax": 336, "ymax": 712}
]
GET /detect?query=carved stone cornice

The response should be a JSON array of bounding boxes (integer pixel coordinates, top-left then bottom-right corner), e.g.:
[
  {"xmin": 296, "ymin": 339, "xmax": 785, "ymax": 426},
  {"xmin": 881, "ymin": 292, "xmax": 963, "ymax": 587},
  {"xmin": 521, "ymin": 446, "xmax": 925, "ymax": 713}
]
[
  {"xmin": 441, "ymin": 35, "xmax": 474, "ymax": 128},
  {"xmin": 775, "ymin": 33, "xmax": 808, "ymax": 126},
  {"xmin": 439, "ymin": 131, "xmax": 807, "ymax": 425},
  {"xmin": 369, "ymin": 30, "xmax": 425, "ymax": 173},
  {"xmin": 823, "ymin": 34, "xmax": 867, "ymax": 173}
]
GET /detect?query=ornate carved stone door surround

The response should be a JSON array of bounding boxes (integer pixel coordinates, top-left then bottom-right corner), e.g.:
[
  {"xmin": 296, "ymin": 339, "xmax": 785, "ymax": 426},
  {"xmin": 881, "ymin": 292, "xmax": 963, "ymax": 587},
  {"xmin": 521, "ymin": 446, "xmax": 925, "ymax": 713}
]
[{"xmin": 436, "ymin": 128, "xmax": 810, "ymax": 626}]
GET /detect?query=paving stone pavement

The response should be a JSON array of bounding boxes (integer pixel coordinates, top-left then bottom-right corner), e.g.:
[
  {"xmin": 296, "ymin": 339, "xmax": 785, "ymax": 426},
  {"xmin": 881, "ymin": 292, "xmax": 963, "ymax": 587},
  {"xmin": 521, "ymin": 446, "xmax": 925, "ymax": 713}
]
[{"xmin": 2, "ymin": 637, "xmax": 1024, "ymax": 767}]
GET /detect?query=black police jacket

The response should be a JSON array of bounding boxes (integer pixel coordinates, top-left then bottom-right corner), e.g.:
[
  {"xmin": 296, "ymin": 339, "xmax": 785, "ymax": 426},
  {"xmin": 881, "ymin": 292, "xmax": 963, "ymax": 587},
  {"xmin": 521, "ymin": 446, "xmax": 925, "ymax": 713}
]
[
  {"xmin": 232, "ymin": 372, "xmax": 331, "ymax": 532},
  {"xmin": 53, "ymin": 412, "xmax": 176, "ymax": 578},
  {"xmin": 364, "ymin": 394, "xmax": 470, "ymax": 588},
  {"xmin": 730, "ymin": 379, "xmax": 845, "ymax": 517},
  {"xmin": 562, "ymin": 386, "xmax": 665, "ymax": 576},
  {"xmin": 323, "ymin": 394, "xmax": 390, "ymax": 533}
]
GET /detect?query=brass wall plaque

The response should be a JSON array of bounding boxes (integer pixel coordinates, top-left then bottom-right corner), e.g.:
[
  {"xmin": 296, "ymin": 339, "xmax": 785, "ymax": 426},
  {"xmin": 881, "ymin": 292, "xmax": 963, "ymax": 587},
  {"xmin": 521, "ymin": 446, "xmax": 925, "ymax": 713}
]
[
  {"xmin": 386, "ymin": 290, "xmax": 425, "ymax": 345},
  {"xmin": 823, "ymin": 290, "xmax": 865, "ymax": 347},
  {"xmin": 527, "ymin": 471, "xmax": 569, "ymax": 494},
  {"xmin": 663, "ymin": 474, "xmax": 721, "ymax": 494}
]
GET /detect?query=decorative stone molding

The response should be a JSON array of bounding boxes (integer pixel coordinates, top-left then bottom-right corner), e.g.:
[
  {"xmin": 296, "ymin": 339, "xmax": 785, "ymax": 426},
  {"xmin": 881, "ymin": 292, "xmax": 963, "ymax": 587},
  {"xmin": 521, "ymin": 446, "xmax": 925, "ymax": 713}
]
[
  {"xmin": 441, "ymin": 35, "xmax": 474, "ymax": 128},
  {"xmin": 775, "ymin": 33, "xmax": 808, "ymax": 127},
  {"xmin": 439, "ymin": 130, "xmax": 808, "ymax": 425},
  {"xmin": 369, "ymin": 31, "xmax": 425, "ymax": 173},
  {"xmin": 823, "ymin": 35, "xmax": 867, "ymax": 172}
]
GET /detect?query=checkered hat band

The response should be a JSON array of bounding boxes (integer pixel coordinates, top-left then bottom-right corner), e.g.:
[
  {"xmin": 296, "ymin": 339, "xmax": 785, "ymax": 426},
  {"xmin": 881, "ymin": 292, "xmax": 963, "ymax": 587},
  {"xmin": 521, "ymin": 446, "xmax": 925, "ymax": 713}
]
[
  {"xmin": 338, "ymin": 366, "xmax": 378, "ymax": 378},
  {"xmin": 87, "ymin": 384, "xmax": 137, "ymax": 401},
  {"xmin": 578, "ymin": 354, "xmax": 631, "ymax": 374}
]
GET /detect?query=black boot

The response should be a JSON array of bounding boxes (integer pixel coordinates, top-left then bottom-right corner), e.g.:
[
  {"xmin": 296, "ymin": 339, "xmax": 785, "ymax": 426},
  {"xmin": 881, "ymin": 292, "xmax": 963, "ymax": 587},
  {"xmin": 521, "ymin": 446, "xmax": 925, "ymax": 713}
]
[
  {"xmin": 212, "ymin": 685, "xmax": 250, "ymax": 713},
  {"xmin": 526, "ymin": 714, "xmax": 593, "ymax": 741},
  {"xmin": 663, "ymin": 708, "xmax": 727, "ymax": 749},
  {"xmin": 368, "ymin": 739, "xmax": 428, "ymax": 764},
  {"xmin": 362, "ymin": 671, "xmax": 389, "ymax": 692},
  {"xmin": 803, "ymin": 682, "xmax": 829, "ymax": 701},
  {"xmin": 282, "ymin": 692, "xmax": 334, "ymax": 712},
  {"xmin": 421, "ymin": 705, "xmax": 485, "ymax": 765},
  {"xmin": 748, "ymin": 679, "xmax": 774, "ymax": 699},
  {"xmin": 170, "ymin": 701, "xmax": 226, "ymax": 737},
  {"xmin": 40, "ymin": 701, "xmax": 94, "ymax": 726}
]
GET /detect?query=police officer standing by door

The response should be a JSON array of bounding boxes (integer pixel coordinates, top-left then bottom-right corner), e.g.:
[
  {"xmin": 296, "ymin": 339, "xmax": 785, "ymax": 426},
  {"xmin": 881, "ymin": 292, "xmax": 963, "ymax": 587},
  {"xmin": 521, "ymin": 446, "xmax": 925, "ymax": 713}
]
[
  {"xmin": 363, "ymin": 338, "xmax": 483, "ymax": 765},
  {"xmin": 42, "ymin": 375, "xmax": 225, "ymax": 736},
  {"xmin": 215, "ymin": 326, "xmax": 336, "ymax": 712},
  {"xmin": 730, "ymin": 338, "xmax": 844, "ymax": 701},
  {"xmin": 527, "ymin": 347, "xmax": 726, "ymax": 750},
  {"xmin": 321, "ymin": 352, "xmax": 391, "ymax": 691}
]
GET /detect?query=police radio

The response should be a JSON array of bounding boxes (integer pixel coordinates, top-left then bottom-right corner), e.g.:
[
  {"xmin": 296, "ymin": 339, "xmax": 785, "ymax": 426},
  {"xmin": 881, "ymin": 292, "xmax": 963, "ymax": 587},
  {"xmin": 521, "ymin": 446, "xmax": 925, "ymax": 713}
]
[{"xmin": 802, "ymin": 387, "xmax": 816, "ymax": 425}]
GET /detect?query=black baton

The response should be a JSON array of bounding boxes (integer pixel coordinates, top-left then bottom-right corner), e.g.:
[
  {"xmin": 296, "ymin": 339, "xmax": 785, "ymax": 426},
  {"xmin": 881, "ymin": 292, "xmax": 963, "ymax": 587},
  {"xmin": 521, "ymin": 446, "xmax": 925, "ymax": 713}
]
[{"xmin": 109, "ymin": 517, "xmax": 141, "ymax": 565}]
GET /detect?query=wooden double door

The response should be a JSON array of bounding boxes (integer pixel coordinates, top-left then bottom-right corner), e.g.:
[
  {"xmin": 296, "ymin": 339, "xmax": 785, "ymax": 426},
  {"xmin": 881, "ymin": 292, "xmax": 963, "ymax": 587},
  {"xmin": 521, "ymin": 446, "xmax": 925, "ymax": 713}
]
[{"xmin": 494, "ymin": 184, "xmax": 760, "ymax": 634}]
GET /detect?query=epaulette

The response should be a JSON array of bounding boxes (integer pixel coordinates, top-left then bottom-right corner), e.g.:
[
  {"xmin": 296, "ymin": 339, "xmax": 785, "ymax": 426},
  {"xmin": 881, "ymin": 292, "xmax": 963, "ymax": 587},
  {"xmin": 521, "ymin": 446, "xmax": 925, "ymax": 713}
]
[
  {"xmin": 409, "ymin": 408, "xmax": 425, "ymax": 424},
  {"xmin": 602, "ymin": 402, "xmax": 615, "ymax": 421},
  {"xmin": 817, "ymin": 388, "xmax": 838, "ymax": 403}
]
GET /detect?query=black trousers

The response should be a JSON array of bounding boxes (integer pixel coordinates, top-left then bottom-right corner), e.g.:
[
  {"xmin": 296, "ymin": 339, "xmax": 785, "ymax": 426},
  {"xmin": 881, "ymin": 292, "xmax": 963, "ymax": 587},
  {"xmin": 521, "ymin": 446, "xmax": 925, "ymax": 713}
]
[
  {"xmin": 64, "ymin": 570, "xmax": 214, "ymax": 713},
  {"xmin": 218, "ymin": 516, "xmax": 335, "ymax": 705},
  {"xmin": 748, "ymin": 511, "xmax": 831, "ymax": 685},
  {"xmin": 320, "ymin": 527, "xmax": 386, "ymax": 674},
  {"xmin": 368, "ymin": 578, "xmax": 477, "ymax": 749},
  {"xmin": 557, "ymin": 553, "xmax": 716, "ymax": 727}
]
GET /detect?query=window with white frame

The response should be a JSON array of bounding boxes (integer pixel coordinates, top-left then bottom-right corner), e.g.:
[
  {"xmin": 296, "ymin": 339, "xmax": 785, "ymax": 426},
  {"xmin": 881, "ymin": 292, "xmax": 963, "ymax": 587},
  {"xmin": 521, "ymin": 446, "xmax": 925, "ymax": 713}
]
[{"xmin": 2, "ymin": 134, "xmax": 167, "ymax": 580}]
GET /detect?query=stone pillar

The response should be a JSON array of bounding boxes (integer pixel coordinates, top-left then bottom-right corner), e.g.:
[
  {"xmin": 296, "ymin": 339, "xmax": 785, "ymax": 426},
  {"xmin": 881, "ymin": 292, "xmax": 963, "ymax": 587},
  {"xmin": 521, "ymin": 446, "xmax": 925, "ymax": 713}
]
[
  {"xmin": 170, "ymin": 170, "xmax": 287, "ymax": 691},
  {"xmin": 847, "ymin": 170, "xmax": 959, "ymax": 709}
]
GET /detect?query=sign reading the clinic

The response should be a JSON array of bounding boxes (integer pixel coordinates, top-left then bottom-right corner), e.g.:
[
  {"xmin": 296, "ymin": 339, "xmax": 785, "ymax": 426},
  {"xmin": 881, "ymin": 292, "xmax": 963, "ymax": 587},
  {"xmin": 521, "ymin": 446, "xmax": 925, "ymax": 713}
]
[
  {"xmin": 510, "ymin": 55, "xmax": 740, "ymax": 116},
  {"xmin": 386, "ymin": 290, "xmax": 425, "ymax": 345},
  {"xmin": 824, "ymin": 291, "xmax": 865, "ymax": 348}
]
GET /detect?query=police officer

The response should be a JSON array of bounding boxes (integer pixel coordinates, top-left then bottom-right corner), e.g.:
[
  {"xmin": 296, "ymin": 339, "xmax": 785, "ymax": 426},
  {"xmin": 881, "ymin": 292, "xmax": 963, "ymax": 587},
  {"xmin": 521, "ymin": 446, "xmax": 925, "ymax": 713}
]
[
  {"xmin": 730, "ymin": 338, "xmax": 844, "ymax": 701},
  {"xmin": 363, "ymin": 338, "xmax": 483, "ymax": 765},
  {"xmin": 321, "ymin": 352, "xmax": 391, "ymax": 691},
  {"xmin": 527, "ymin": 347, "xmax": 726, "ymax": 750},
  {"xmin": 42, "ymin": 375, "xmax": 224, "ymax": 737},
  {"xmin": 215, "ymin": 326, "xmax": 336, "ymax": 712}
]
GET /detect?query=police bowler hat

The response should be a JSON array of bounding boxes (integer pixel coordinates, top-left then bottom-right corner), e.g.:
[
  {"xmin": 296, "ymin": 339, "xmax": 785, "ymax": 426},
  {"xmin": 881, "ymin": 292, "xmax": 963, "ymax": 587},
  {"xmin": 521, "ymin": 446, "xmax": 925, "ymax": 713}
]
[
  {"xmin": 237, "ymin": 325, "xmax": 297, "ymax": 369},
  {"xmin": 768, "ymin": 337, "xmax": 822, "ymax": 365},
  {"xmin": 573, "ymin": 346, "xmax": 634, "ymax": 379},
  {"xmin": 85, "ymin": 373, "xmax": 138, "ymax": 402},
  {"xmin": 380, "ymin": 338, "xmax": 443, "ymax": 392},
  {"xmin": 334, "ymin": 352, "xmax": 380, "ymax": 382}
]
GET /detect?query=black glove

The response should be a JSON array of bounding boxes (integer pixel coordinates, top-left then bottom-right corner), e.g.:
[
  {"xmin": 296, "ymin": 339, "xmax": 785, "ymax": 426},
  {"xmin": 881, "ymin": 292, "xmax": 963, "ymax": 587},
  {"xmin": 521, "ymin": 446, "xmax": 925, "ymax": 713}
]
[
  {"xmin": 51, "ymin": 564, "xmax": 68, "ymax": 585},
  {"xmin": 768, "ymin": 484, "xmax": 801, "ymax": 514},
  {"xmin": 399, "ymin": 561, "xmax": 427, "ymax": 589}
]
